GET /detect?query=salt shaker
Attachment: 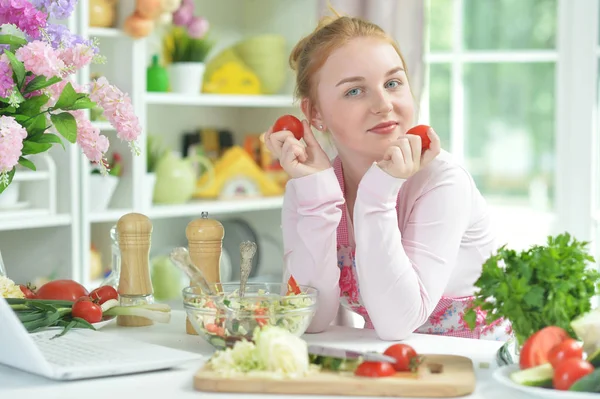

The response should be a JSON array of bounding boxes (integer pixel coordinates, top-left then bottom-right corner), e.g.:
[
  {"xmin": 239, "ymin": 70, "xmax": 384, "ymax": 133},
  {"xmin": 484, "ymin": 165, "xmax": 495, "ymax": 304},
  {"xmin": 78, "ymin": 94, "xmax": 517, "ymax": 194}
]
[
  {"xmin": 116, "ymin": 212, "xmax": 154, "ymax": 327},
  {"xmin": 185, "ymin": 211, "xmax": 224, "ymax": 335}
]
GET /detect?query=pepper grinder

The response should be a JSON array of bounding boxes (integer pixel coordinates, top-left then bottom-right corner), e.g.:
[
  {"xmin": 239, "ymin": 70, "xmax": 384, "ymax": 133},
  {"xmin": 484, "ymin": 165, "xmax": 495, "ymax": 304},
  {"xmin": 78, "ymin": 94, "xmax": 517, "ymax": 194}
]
[
  {"xmin": 116, "ymin": 212, "xmax": 154, "ymax": 327},
  {"xmin": 185, "ymin": 211, "xmax": 224, "ymax": 335}
]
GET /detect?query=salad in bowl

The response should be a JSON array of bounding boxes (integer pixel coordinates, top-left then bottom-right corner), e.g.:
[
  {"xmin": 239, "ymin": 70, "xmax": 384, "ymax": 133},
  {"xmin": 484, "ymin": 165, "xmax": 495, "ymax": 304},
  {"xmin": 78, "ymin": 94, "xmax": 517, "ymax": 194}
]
[{"xmin": 182, "ymin": 278, "xmax": 318, "ymax": 350}]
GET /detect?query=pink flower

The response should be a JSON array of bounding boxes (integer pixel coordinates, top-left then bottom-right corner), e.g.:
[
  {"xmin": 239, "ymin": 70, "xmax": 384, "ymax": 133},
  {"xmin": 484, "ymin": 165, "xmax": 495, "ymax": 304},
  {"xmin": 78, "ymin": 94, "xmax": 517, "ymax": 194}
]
[
  {"xmin": 58, "ymin": 43, "xmax": 95, "ymax": 75},
  {"xmin": 0, "ymin": 59, "xmax": 15, "ymax": 98},
  {"xmin": 0, "ymin": 0, "xmax": 47, "ymax": 39},
  {"xmin": 187, "ymin": 16, "xmax": 209, "ymax": 38},
  {"xmin": 172, "ymin": 0, "xmax": 194, "ymax": 26},
  {"xmin": 15, "ymin": 40, "xmax": 65, "ymax": 78},
  {"xmin": 0, "ymin": 115, "xmax": 27, "ymax": 186},
  {"xmin": 70, "ymin": 110, "xmax": 109, "ymax": 167},
  {"xmin": 87, "ymin": 77, "xmax": 141, "ymax": 152}
]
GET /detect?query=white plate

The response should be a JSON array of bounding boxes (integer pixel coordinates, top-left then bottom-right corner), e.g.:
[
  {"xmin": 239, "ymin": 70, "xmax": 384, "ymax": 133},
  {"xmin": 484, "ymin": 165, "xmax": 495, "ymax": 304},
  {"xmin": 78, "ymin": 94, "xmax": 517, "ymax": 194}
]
[{"xmin": 493, "ymin": 364, "xmax": 600, "ymax": 398}]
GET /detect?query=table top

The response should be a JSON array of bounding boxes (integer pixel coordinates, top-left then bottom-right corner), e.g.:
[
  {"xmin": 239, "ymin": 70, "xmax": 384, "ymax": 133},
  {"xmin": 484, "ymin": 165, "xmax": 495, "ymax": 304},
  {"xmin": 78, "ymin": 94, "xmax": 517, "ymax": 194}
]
[{"xmin": 0, "ymin": 310, "xmax": 533, "ymax": 399}]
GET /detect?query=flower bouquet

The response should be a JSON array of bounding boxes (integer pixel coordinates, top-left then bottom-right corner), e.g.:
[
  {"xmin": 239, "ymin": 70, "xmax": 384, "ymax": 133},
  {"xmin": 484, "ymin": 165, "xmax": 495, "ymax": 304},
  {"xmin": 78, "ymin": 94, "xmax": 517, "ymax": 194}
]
[{"xmin": 0, "ymin": 0, "xmax": 143, "ymax": 194}]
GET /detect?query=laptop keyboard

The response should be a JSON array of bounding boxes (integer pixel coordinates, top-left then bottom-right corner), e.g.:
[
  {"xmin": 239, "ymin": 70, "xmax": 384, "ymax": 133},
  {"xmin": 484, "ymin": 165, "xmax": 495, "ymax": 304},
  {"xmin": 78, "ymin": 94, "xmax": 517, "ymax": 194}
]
[{"xmin": 31, "ymin": 331, "xmax": 126, "ymax": 367}]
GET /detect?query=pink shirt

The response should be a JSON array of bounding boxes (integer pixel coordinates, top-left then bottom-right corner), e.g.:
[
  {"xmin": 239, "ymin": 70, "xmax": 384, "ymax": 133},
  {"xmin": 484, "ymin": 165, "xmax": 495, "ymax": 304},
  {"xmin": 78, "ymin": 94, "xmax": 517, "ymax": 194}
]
[{"xmin": 282, "ymin": 151, "xmax": 509, "ymax": 341}]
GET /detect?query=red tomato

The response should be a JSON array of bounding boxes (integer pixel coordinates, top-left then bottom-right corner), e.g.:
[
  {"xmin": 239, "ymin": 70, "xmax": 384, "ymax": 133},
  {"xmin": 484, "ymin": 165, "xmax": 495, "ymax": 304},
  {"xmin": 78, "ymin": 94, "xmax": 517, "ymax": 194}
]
[
  {"xmin": 553, "ymin": 358, "xmax": 594, "ymax": 390},
  {"xmin": 286, "ymin": 275, "xmax": 301, "ymax": 295},
  {"xmin": 383, "ymin": 343, "xmax": 421, "ymax": 372},
  {"xmin": 36, "ymin": 279, "xmax": 89, "ymax": 302},
  {"xmin": 72, "ymin": 296, "xmax": 103, "ymax": 324},
  {"xmin": 273, "ymin": 115, "xmax": 304, "ymax": 140},
  {"xmin": 19, "ymin": 284, "xmax": 37, "ymax": 299},
  {"xmin": 519, "ymin": 326, "xmax": 570, "ymax": 369},
  {"xmin": 89, "ymin": 285, "xmax": 118, "ymax": 304},
  {"xmin": 354, "ymin": 361, "xmax": 396, "ymax": 378},
  {"xmin": 406, "ymin": 125, "xmax": 431, "ymax": 151},
  {"xmin": 548, "ymin": 339, "xmax": 583, "ymax": 368}
]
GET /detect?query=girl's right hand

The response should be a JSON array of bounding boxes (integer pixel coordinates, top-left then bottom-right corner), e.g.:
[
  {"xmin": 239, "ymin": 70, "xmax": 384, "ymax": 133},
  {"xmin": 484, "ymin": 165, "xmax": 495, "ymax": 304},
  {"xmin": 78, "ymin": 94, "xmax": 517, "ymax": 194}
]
[{"xmin": 264, "ymin": 119, "xmax": 331, "ymax": 179}]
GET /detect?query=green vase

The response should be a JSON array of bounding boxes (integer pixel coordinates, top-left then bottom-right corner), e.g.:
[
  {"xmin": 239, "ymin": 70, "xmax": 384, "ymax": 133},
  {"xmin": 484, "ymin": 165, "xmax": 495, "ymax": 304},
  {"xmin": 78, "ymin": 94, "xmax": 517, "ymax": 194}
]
[
  {"xmin": 146, "ymin": 54, "xmax": 169, "ymax": 92},
  {"xmin": 153, "ymin": 151, "xmax": 197, "ymax": 204}
]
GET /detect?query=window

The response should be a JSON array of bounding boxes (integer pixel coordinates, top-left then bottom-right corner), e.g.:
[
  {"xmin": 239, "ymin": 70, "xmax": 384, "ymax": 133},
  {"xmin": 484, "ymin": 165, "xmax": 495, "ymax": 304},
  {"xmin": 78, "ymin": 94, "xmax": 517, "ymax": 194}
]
[{"xmin": 422, "ymin": 0, "xmax": 598, "ymax": 251}]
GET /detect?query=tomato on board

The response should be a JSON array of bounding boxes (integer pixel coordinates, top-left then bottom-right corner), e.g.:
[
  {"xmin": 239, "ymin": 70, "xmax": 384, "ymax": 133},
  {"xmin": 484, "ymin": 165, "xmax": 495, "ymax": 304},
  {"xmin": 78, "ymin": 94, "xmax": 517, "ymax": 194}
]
[
  {"xmin": 383, "ymin": 343, "xmax": 421, "ymax": 372},
  {"xmin": 406, "ymin": 125, "xmax": 431, "ymax": 151},
  {"xmin": 71, "ymin": 296, "xmax": 103, "ymax": 324},
  {"xmin": 354, "ymin": 361, "xmax": 396, "ymax": 378},
  {"xmin": 89, "ymin": 285, "xmax": 118, "ymax": 304},
  {"xmin": 548, "ymin": 339, "xmax": 583, "ymax": 368},
  {"xmin": 19, "ymin": 284, "xmax": 36, "ymax": 299},
  {"xmin": 553, "ymin": 358, "xmax": 594, "ymax": 390},
  {"xmin": 286, "ymin": 275, "xmax": 301, "ymax": 295},
  {"xmin": 519, "ymin": 326, "xmax": 570, "ymax": 369},
  {"xmin": 36, "ymin": 279, "xmax": 89, "ymax": 302},
  {"xmin": 273, "ymin": 115, "xmax": 304, "ymax": 140}
]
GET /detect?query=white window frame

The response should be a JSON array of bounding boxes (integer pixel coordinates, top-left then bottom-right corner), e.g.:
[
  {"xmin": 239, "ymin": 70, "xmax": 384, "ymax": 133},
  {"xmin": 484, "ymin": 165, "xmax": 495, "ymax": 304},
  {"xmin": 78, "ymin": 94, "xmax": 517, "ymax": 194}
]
[{"xmin": 421, "ymin": 0, "xmax": 599, "ymax": 250}]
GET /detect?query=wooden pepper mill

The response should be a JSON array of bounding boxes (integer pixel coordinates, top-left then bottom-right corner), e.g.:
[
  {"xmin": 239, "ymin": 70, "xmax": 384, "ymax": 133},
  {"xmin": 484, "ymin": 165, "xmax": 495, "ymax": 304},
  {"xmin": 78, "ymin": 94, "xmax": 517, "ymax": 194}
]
[
  {"xmin": 116, "ymin": 212, "xmax": 154, "ymax": 327},
  {"xmin": 185, "ymin": 211, "xmax": 224, "ymax": 335}
]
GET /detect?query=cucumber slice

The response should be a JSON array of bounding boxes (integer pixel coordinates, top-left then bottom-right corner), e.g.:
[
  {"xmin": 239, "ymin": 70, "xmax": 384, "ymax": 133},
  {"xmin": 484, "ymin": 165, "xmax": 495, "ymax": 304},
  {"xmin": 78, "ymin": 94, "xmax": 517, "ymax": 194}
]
[{"xmin": 510, "ymin": 363, "xmax": 553, "ymax": 388}]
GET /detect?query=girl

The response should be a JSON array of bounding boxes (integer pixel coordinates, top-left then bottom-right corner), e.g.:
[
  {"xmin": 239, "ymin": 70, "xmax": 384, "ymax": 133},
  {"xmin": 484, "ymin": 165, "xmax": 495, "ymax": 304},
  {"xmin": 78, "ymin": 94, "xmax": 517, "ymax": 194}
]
[{"xmin": 265, "ymin": 13, "xmax": 512, "ymax": 341}]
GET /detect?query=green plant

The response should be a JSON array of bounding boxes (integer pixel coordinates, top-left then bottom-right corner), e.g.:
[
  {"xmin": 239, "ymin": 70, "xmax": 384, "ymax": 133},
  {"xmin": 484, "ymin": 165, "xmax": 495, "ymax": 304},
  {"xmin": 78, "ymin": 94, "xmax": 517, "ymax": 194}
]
[
  {"xmin": 163, "ymin": 26, "xmax": 214, "ymax": 63},
  {"xmin": 464, "ymin": 232, "xmax": 600, "ymax": 346}
]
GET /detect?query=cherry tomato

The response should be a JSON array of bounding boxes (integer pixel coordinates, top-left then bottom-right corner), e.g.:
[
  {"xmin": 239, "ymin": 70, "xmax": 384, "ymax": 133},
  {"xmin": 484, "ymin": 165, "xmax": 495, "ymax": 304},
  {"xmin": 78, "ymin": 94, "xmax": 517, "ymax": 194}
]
[
  {"xmin": 286, "ymin": 275, "xmax": 301, "ymax": 295},
  {"xmin": 354, "ymin": 361, "xmax": 396, "ymax": 378},
  {"xmin": 19, "ymin": 284, "xmax": 37, "ymax": 299},
  {"xmin": 71, "ymin": 296, "xmax": 103, "ymax": 324},
  {"xmin": 519, "ymin": 326, "xmax": 570, "ymax": 369},
  {"xmin": 553, "ymin": 358, "xmax": 594, "ymax": 390},
  {"xmin": 273, "ymin": 115, "xmax": 303, "ymax": 140},
  {"xmin": 406, "ymin": 125, "xmax": 431, "ymax": 151},
  {"xmin": 548, "ymin": 339, "xmax": 583, "ymax": 368},
  {"xmin": 89, "ymin": 285, "xmax": 118, "ymax": 304},
  {"xmin": 36, "ymin": 279, "xmax": 89, "ymax": 302},
  {"xmin": 383, "ymin": 343, "xmax": 421, "ymax": 372}
]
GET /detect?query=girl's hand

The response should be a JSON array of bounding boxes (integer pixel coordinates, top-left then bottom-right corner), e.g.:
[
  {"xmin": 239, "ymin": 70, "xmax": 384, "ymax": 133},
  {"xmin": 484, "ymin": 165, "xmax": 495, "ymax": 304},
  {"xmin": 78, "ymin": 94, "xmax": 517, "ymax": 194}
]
[
  {"xmin": 377, "ymin": 127, "xmax": 441, "ymax": 179},
  {"xmin": 264, "ymin": 119, "xmax": 331, "ymax": 179}
]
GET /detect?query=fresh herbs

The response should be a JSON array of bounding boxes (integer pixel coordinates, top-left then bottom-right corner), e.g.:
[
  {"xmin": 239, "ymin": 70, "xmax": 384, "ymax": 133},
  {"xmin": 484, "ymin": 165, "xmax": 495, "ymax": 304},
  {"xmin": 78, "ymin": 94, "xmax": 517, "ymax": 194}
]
[{"xmin": 465, "ymin": 233, "xmax": 600, "ymax": 345}]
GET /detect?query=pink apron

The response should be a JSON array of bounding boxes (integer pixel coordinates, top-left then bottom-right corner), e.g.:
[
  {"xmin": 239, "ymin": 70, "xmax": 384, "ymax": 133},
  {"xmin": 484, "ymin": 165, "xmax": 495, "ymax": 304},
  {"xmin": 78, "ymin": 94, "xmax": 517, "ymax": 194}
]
[{"xmin": 333, "ymin": 160, "xmax": 512, "ymax": 341}]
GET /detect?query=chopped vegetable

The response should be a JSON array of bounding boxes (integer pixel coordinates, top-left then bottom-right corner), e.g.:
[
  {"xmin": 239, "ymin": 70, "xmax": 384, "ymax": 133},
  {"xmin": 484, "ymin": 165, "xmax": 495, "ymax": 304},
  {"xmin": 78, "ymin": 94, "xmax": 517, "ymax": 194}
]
[{"xmin": 0, "ymin": 275, "xmax": 25, "ymax": 299}]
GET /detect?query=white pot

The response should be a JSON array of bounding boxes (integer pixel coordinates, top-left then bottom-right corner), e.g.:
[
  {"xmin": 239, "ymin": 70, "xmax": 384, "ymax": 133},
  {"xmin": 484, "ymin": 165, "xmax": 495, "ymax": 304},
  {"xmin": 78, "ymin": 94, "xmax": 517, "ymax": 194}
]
[
  {"xmin": 89, "ymin": 174, "xmax": 119, "ymax": 212},
  {"xmin": 144, "ymin": 172, "xmax": 156, "ymax": 210},
  {"xmin": 168, "ymin": 62, "xmax": 206, "ymax": 95},
  {"xmin": 0, "ymin": 181, "xmax": 20, "ymax": 207}
]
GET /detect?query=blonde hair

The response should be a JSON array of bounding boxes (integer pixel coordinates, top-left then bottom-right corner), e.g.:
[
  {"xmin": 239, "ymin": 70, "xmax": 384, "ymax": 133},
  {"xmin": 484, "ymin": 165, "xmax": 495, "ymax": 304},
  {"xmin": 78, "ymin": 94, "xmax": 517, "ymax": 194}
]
[{"xmin": 289, "ymin": 8, "xmax": 409, "ymax": 105}]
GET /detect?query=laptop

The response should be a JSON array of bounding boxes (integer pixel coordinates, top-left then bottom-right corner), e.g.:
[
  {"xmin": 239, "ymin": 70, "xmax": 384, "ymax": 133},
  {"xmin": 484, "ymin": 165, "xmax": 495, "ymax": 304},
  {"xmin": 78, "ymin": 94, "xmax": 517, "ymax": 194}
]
[{"xmin": 0, "ymin": 297, "xmax": 204, "ymax": 380}]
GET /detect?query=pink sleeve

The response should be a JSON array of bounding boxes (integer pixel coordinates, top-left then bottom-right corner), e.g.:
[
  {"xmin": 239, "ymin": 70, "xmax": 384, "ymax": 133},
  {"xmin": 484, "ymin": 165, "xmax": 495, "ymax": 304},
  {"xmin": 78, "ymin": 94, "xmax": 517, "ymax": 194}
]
[
  {"xmin": 281, "ymin": 168, "xmax": 345, "ymax": 333},
  {"xmin": 353, "ymin": 163, "xmax": 472, "ymax": 340}
]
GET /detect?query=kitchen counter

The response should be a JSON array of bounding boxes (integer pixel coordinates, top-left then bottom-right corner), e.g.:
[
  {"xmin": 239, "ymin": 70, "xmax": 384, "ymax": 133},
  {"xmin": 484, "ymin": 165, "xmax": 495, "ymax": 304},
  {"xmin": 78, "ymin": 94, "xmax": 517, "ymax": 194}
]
[{"xmin": 0, "ymin": 310, "xmax": 531, "ymax": 399}]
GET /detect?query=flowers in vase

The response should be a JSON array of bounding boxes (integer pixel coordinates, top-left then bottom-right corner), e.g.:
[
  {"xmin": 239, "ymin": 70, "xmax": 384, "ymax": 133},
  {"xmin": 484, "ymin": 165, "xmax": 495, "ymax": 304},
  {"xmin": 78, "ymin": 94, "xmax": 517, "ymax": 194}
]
[
  {"xmin": 0, "ymin": 0, "xmax": 143, "ymax": 193},
  {"xmin": 163, "ymin": 0, "xmax": 214, "ymax": 63}
]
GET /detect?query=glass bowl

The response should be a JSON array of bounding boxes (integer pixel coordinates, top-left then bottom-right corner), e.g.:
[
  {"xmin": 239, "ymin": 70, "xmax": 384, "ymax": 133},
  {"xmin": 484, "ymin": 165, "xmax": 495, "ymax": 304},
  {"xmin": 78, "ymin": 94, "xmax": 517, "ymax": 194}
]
[{"xmin": 182, "ymin": 282, "xmax": 318, "ymax": 350}]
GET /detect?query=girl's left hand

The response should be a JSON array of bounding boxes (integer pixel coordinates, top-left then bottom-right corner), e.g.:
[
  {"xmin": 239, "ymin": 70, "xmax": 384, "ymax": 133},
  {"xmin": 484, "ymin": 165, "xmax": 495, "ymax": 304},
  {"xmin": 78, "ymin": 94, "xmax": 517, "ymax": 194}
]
[{"xmin": 377, "ymin": 127, "xmax": 441, "ymax": 179}]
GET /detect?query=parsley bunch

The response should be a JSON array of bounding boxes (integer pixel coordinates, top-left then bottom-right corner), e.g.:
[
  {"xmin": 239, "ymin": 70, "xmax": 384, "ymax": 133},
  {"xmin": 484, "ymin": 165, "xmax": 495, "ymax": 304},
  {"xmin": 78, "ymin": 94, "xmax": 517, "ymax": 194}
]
[{"xmin": 465, "ymin": 232, "xmax": 600, "ymax": 346}]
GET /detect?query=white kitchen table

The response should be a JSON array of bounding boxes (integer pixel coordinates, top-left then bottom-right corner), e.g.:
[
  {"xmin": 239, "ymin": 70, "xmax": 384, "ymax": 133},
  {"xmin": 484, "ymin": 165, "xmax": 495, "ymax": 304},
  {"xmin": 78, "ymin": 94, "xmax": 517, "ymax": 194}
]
[{"xmin": 0, "ymin": 310, "xmax": 532, "ymax": 399}]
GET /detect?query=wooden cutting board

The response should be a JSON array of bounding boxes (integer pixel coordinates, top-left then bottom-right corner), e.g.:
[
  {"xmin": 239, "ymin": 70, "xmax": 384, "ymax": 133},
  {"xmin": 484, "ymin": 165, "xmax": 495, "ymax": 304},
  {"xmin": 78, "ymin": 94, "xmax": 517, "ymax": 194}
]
[{"xmin": 193, "ymin": 354, "xmax": 476, "ymax": 397}]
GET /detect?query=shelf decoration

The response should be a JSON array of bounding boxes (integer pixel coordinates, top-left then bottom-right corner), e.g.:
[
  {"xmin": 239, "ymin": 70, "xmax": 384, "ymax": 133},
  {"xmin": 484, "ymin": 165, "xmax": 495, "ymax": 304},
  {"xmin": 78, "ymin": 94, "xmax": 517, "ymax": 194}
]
[
  {"xmin": 0, "ymin": 0, "xmax": 143, "ymax": 194},
  {"xmin": 123, "ymin": 0, "xmax": 182, "ymax": 39},
  {"xmin": 162, "ymin": 0, "xmax": 214, "ymax": 94}
]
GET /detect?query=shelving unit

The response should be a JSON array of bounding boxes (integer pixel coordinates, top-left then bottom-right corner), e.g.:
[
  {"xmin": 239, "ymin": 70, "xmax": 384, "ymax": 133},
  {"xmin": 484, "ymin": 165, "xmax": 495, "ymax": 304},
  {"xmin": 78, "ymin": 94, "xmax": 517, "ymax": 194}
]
[{"xmin": 0, "ymin": 0, "xmax": 319, "ymax": 289}]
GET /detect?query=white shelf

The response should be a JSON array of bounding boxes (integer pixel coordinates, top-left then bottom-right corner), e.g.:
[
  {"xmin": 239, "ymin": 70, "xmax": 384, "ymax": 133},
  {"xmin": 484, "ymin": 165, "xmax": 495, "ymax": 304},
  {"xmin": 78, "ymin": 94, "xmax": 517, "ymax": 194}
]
[
  {"xmin": 88, "ymin": 27, "xmax": 124, "ymax": 38},
  {"xmin": 89, "ymin": 209, "xmax": 133, "ymax": 223},
  {"xmin": 147, "ymin": 196, "xmax": 284, "ymax": 219},
  {"xmin": 0, "ymin": 213, "xmax": 71, "ymax": 231},
  {"xmin": 12, "ymin": 171, "xmax": 50, "ymax": 182},
  {"xmin": 144, "ymin": 93, "xmax": 295, "ymax": 108},
  {"xmin": 91, "ymin": 121, "xmax": 115, "ymax": 131}
]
